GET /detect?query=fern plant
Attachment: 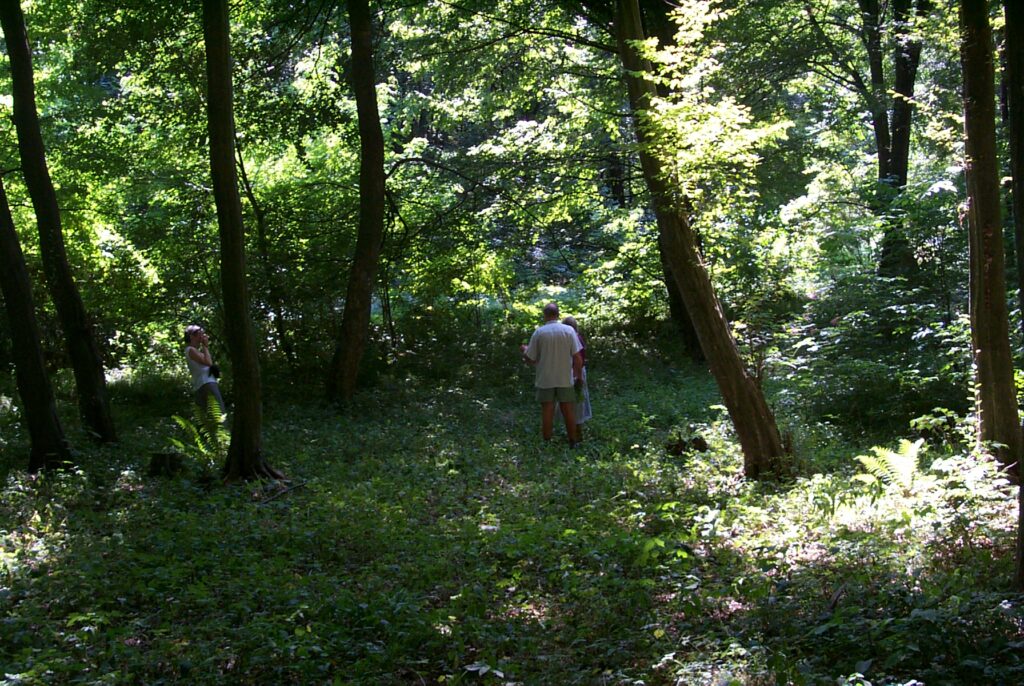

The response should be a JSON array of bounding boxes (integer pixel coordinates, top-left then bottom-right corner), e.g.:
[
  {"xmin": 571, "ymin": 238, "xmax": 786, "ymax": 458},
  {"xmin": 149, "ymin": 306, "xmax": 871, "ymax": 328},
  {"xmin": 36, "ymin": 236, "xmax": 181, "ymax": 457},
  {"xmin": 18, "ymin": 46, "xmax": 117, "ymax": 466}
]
[
  {"xmin": 169, "ymin": 394, "xmax": 228, "ymax": 472},
  {"xmin": 853, "ymin": 438, "xmax": 925, "ymax": 499}
]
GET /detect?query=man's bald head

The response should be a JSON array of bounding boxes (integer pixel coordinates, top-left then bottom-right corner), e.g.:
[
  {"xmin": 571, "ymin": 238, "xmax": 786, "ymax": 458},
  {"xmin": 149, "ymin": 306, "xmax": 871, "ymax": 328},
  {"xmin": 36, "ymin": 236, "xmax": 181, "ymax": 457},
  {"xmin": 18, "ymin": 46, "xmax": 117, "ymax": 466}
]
[{"xmin": 543, "ymin": 302, "xmax": 560, "ymax": 320}]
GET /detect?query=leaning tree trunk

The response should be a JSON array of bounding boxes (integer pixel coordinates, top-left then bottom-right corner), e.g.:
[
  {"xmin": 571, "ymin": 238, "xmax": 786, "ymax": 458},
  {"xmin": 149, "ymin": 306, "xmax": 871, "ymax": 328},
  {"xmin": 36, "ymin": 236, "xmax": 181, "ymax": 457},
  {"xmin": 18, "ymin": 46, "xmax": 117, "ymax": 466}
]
[
  {"xmin": 615, "ymin": 0, "xmax": 784, "ymax": 478},
  {"xmin": 601, "ymin": 134, "xmax": 700, "ymax": 356},
  {"xmin": 959, "ymin": 0, "xmax": 1022, "ymax": 475},
  {"xmin": 0, "ymin": 177, "xmax": 71, "ymax": 472},
  {"xmin": 327, "ymin": 0, "xmax": 386, "ymax": 403},
  {"xmin": 639, "ymin": 0, "xmax": 705, "ymax": 361},
  {"xmin": 0, "ymin": 0, "xmax": 116, "ymax": 442},
  {"xmin": 202, "ymin": 0, "xmax": 281, "ymax": 481}
]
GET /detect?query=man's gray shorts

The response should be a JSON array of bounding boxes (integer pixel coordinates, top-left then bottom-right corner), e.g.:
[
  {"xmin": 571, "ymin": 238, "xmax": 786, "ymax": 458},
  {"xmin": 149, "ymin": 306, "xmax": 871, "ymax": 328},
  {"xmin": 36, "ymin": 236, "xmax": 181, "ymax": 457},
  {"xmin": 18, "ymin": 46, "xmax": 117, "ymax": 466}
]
[{"xmin": 536, "ymin": 386, "xmax": 574, "ymax": 403}]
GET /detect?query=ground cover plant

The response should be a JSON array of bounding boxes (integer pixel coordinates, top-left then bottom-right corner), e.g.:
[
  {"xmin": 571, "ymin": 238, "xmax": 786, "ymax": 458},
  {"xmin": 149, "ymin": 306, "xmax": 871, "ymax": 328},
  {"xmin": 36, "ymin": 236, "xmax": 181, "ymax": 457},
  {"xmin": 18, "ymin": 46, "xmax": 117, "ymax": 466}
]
[
  {"xmin": 4, "ymin": 0, "xmax": 1024, "ymax": 683},
  {"xmin": 2, "ymin": 327, "xmax": 1022, "ymax": 685}
]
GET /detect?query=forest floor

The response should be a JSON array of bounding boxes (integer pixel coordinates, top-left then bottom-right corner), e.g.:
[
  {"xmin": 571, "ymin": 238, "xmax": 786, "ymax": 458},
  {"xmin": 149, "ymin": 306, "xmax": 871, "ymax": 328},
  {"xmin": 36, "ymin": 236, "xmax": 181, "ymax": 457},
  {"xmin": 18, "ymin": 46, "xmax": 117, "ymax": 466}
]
[{"xmin": 1, "ymin": 327, "xmax": 1023, "ymax": 685}]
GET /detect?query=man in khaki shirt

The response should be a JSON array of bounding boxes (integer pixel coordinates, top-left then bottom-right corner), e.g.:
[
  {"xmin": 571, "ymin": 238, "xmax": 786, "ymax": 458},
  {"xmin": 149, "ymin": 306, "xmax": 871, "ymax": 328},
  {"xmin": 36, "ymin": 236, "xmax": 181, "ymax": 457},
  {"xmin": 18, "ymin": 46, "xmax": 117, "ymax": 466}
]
[{"xmin": 520, "ymin": 302, "xmax": 583, "ymax": 446}]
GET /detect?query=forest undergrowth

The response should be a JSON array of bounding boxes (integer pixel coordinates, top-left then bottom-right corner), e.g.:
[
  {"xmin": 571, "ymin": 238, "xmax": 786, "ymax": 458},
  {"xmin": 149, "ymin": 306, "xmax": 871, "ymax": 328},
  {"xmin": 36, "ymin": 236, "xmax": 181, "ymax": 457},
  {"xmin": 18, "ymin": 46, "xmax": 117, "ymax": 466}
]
[{"xmin": 1, "ymin": 327, "xmax": 1023, "ymax": 685}]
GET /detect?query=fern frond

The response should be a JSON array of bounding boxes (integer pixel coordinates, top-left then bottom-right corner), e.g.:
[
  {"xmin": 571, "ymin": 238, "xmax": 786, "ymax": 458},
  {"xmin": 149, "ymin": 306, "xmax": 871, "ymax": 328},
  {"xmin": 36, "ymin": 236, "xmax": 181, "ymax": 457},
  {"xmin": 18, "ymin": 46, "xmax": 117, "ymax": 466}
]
[
  {"xmin": 891, "ymin": 439, "xmax": 923, "ymax": 491},
  {"xmin": 172, "ymin": 414, "xmax": 202, "ymax": 448},
  {"xmin": 854, "ymin": 438, "xmax": 924, "ymax": 495}
]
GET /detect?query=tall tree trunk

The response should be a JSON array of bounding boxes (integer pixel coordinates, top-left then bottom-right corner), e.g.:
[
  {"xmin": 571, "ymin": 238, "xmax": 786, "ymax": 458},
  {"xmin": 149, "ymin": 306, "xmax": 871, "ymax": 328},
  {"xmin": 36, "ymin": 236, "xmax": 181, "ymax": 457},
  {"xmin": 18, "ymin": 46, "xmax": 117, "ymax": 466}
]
[
  {"xmin": 959, "ymin": 0, "xmax": 1022, "ymax": 474},
  {"xmin": 801, "ymin": 0, "xmax": 925, "ymax": 276},
  {"xmin": 890, "ymin": 0, "xmax": 929, "ymax": 188},
  {"xmin": 999, "ymin": 0, "xmax": 1024, "ymax": 591},
  {"xmin": 202, "ymin": 0, "xmax": 281, "ymax": 481},
  {"xmin": 1005, "ymin": 0, "xmax": 1024, "ymax": 345},
  {"xmin": 0, "ymin": 0, "xmax": 116, "ymax": 442},
  {"xmin": 859, "ymin": 0, "xmax": 894, "ymax": 183},
  {"xmin": 615, "ymin": 0, "xmax": 784, "ymax": 478},
  {"xmin": 878, "ymin": 0, "xmax": 929, "ymax": 276},
  {"xmin": 235, "ymin": 141, "xmax": 297, "ymax": 368},
  {"xmin": 327, "ymin": 0, "xmax": 386, "ymax": 403},
  {"xmin": 0, "ymin": 177, "xmax": 71, "ymax": 472},
  {"xmin": 860, "ymin": 0, "xmax": 927, "ymax": 277}
]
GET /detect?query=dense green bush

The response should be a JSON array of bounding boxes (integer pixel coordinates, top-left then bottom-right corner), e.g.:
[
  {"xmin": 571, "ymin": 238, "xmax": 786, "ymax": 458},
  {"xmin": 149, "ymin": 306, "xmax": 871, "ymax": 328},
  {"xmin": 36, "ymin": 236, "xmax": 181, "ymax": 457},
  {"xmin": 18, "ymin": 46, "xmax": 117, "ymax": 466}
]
[{"xmin": 773, "ymin": 275, "xmax": 972, "ymax": 439}]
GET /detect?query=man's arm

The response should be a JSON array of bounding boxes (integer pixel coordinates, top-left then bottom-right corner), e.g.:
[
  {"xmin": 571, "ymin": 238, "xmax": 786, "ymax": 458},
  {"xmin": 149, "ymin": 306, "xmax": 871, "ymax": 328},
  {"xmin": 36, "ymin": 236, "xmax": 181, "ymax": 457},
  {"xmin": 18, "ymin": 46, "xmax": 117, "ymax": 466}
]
[{"xmin": 572, "ymin": 351, "xmax": 583, "ymax": 381}]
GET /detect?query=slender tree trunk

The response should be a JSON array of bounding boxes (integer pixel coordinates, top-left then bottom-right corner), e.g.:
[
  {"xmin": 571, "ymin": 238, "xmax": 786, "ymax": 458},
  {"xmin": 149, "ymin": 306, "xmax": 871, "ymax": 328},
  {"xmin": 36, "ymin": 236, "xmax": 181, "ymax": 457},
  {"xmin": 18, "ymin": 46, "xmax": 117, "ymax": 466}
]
[
  {"xmin": 959, "ymin": 0, "xmax": 1022, "ymax": 477},
  {"xmin": 235, "ymin": 142, "xmax": 297, "ymax": 368},
  {"xmin": 0, "ymin": 177, "xmax": 70, "ymax": 472},
  {"xmin": 890, "ymin": 0, "xmax": 929, "ymax": 188},
  {"xmin": 0, "ymin": 0, "xmax": 116, "ymax": 442},
  {"xmin": 327, "ymin": 0, "xmax": 386, "ymax": 403},
  {"xmin": 202, "ymin": 0, "xmax": 281, "ymax": 481},
  {"xmin": 615, "ymin": 0, "xmax": 784, "ymax": 478},
  {"xmin": 859, "ymin": 0, "xmax": 894, "ymax": 183},
  {"xmin": 858, "ymin": 0, "xmax": 927, "ymax": 277}
]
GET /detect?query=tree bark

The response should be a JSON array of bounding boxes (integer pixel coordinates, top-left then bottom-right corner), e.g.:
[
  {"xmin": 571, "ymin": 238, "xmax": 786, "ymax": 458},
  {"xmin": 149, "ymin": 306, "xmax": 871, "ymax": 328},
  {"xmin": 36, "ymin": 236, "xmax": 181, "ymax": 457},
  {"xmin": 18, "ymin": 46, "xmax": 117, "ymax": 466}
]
[
  {"xmin": 202, "ymin": 0, "xmax": 281, "ymax": 481},
  {"xmin": 0, "ymin": 0, "xmax": 116, "ymax": 442},
  {"xmin": 615, "ymin": 0, "xmax": 784, "ymax": 478},
  {"xmin": 327, "ymin": 0, "xmax": 386, "ymax": 403},
  {"xmin": 0, "ymin": 176, "xmax": 71, "ymax": 472},
  {"xmin": 959, "ymin": 0, "xmax": 1022, "ymax": 477}
]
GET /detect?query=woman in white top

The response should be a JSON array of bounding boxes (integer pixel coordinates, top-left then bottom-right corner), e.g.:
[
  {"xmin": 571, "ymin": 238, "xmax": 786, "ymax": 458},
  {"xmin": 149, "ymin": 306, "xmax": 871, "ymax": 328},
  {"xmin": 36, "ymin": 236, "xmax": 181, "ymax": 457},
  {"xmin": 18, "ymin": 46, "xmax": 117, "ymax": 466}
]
[
  {"xmin": 184, "ymin": 324, "xmax": 225, "ymax": 417},
  {"xmin": 557, "ymin": 316, "xmax": 592, "ymax": 440}
]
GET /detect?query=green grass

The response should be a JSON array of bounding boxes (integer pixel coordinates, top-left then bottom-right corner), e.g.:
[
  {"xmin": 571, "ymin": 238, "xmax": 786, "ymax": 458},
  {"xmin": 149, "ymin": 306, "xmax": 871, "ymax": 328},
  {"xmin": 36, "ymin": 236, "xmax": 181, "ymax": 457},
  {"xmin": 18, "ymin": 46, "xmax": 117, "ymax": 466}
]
[{"xmin": 1, "ymin": 329, "xmax": 1022, "ymax": 685}]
